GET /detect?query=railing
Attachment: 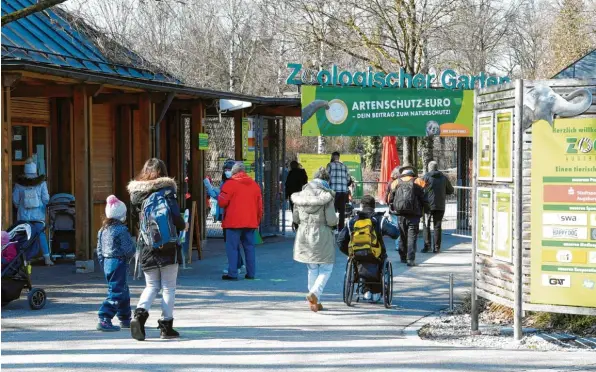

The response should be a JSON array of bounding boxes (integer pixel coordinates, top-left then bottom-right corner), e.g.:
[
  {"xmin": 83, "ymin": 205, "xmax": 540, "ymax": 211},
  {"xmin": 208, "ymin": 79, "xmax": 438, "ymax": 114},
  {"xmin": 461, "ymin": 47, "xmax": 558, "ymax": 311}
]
[{"xmin": 349, "ymin": 182, "xmax": 472, "ymax": 238}]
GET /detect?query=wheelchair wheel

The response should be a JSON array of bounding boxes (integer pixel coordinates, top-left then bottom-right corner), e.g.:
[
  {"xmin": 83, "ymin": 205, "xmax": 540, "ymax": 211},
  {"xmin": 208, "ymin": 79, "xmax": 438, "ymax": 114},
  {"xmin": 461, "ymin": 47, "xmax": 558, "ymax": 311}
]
[
  {"xmin": 382, "ymin": 260, "xmax": 393, "ymax": 309},
  {"xmin": 343, "ymin": 258, "xmax": 357, "ymax": 306}
]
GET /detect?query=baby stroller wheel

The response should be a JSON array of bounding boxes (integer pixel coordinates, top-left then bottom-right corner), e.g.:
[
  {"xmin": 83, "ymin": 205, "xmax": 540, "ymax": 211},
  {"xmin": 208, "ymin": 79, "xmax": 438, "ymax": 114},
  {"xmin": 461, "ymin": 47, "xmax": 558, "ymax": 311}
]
[
  {"xmin": 382, "ymin": 260, "xmax": 393, "ymax": 309},
  {"xmin": 28, "ymin": 288, "xmax": 47, "ymax": 310}
]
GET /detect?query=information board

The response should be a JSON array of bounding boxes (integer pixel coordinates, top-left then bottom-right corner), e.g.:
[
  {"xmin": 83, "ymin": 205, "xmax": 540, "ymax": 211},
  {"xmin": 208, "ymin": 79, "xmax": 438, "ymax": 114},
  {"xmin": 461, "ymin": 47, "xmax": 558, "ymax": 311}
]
[
  {"xmin": 493, "ymin": 189, "xmax": 513, "ymax": 262},
  {"xmin": 477, "ymin": 113, "xmax": 494, "ymax": 180},
  {"xmin": 530, "ymin": 118, "xmax": 596, "ymax": 308},
  {"xmin": 476, "ymin": 188, "xmax": 493, "ymax": 256},
  {"xmin": 495, "ymin": 109, "xmax": 513, "ymax": 182}
]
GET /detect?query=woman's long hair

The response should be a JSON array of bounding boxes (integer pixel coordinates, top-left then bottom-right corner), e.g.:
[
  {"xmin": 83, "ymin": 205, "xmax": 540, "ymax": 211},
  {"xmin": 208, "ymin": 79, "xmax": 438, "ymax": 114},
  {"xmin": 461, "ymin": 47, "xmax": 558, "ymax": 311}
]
[{"xmin": 136, "ymin": 158, "xmax": 168, "ymax": 181}]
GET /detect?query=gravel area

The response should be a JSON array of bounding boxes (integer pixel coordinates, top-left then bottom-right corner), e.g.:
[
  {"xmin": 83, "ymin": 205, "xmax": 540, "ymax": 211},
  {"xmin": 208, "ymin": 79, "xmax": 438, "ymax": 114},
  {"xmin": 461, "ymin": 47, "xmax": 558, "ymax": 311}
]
[{"xmin": 419, "ymin": 312, "xmax": 596, "ymax": 351}]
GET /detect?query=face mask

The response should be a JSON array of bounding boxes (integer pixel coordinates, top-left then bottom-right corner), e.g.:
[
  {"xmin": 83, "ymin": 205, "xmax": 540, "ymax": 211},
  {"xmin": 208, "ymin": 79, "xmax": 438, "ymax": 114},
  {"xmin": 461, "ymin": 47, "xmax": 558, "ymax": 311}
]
[{"xmin": 225, "ymin": 171, "xmax": 232, "ymax": 178}]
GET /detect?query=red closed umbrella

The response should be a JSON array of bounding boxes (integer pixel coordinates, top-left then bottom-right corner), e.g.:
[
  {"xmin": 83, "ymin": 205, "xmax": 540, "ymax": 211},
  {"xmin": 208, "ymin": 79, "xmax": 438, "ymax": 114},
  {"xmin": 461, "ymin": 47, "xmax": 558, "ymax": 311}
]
[{"xmin": 378, "ymin": 136, "xmax": 400, "ymax": 203}]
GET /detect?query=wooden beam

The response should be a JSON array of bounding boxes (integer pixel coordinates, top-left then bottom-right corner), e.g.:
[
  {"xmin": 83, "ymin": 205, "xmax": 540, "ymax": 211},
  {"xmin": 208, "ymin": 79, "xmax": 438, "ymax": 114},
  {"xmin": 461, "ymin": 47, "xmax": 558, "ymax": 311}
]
[
  {"xmin": 1, "ymin": 79, "xmax": 13, "ymax": 229},
  {"xmin": 191, "ymin": 101, "xmax": 205, "ymax": 243},
  {"xmin": 233, "ymin": 109, "xmax": 243, "ymax": 160},
  {"xmin": 72, "ymin": 85, "xmax": 91, "ymax": 260},
  {"xmin": 11, "ymin": 84, "xmax": 73, "ymax": 98},
  {"xmin": 137, "ymin": 93, "xmax": 152, "ymax": 162},
  {"xmin": 249, "ymin": 105, "xmax": 300, "ymax": 117},
  {"xmin": 87, "ymin": 84, "xmax": 103, "ymax": 97},
  {"xmin": 2, "ymin": 73, "xmax": 22, "ymax": 88},
  {"xmin": 94, "ymin": 93, "xmax": 168, "ymax": 105}
]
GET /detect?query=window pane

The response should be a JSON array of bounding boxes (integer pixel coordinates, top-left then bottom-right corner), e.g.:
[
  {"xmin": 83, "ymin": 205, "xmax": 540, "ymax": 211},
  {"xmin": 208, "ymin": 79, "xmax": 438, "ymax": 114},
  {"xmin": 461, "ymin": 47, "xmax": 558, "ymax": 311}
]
[
  {"xmin": 32, "ymin": 127, "xmax": 47, "ymax": 176},
  {"xmin": 12, "ymin": 126, "xmax": 28, "ymax": 161}
]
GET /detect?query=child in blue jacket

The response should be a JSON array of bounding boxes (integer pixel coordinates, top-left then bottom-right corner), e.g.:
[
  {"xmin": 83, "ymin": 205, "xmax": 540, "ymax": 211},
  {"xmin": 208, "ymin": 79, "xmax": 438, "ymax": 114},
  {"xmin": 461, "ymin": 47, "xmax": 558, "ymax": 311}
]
[{"xmin": 96, "ymin": 195, "xmax": 136, "ymax": 332}]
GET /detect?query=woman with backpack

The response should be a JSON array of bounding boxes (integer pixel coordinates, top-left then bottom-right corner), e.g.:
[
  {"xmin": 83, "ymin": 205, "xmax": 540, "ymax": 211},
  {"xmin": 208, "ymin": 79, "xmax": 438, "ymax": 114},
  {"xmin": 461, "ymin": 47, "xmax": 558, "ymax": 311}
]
[
  {"xmin": 12, "ymin": 158, "xmax": 53, "ymax": 266},
  {"xmin": 291, "ymin": 167, "xmax": 338, "ymax": 312},
  {"xmin": 127, "ymin": 158, "xmax": 187, "ymax": 341}
]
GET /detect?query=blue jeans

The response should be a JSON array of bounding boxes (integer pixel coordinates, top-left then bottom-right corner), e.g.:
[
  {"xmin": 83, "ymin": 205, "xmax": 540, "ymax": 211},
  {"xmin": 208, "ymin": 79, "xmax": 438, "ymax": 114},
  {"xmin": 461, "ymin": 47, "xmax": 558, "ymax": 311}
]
[
  {"xmin": 225, "ymin": 229, "xmax": 256, "ymax": 278},
  {"xmin": 26, "ymin": 221, "xmax": 49, "ymax": 258},
  {"xmin": 391, "ymin": 215, "xmax": 400, "ymax": 250},
  {"xmin": 98, "ymin": 258, "xmax": 131, "ymax": 321}
]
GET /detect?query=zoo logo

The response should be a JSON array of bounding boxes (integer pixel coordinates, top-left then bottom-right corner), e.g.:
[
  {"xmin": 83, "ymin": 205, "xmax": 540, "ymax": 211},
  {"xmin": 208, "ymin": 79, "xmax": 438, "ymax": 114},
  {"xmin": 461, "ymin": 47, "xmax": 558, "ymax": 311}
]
[{"xmin": 566, "ymin": 137, "xmax": 595, "ymax": 154}]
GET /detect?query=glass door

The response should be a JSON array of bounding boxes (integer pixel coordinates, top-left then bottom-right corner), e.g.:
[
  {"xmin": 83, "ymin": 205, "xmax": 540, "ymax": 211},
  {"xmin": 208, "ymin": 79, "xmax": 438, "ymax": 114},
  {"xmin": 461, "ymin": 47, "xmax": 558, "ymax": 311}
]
[{"xmin": 12, "ymin": 124, "xmax": 48, "ymax": 178}]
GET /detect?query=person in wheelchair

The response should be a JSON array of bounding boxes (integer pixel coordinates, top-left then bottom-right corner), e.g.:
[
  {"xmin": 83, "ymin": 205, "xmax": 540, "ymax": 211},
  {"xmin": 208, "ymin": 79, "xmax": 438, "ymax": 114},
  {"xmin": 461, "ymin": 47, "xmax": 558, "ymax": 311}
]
[{"xmin": 338, "ymin": 195, "xmax": 399, "ymax": 302}]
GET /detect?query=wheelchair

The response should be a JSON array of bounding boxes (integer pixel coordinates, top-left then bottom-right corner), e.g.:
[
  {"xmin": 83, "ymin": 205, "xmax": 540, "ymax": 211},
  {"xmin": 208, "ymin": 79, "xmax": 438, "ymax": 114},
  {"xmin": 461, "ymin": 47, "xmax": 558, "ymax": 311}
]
[{"xmin": 342, "ymin": 256, "xmax": 393, "ymax": 309}]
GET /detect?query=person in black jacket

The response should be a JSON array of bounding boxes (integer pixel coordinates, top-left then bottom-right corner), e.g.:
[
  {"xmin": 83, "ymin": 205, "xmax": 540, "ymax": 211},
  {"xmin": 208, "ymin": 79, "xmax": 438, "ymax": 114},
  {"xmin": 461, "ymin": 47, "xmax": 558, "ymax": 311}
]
[
  {"xmin": 421, "ymin": 161, "xmax": 454, "ymax": 253},
  {"xmin": 285, "ymin": 161, "xmax": 308, "ymax": 213},
  {"xmin": 338, "ymin": 195, "xmax": 399, "ymax": 300},
  {"xmin": 127, "ymin": 158, "xmax": 187, "ymax": 341}
]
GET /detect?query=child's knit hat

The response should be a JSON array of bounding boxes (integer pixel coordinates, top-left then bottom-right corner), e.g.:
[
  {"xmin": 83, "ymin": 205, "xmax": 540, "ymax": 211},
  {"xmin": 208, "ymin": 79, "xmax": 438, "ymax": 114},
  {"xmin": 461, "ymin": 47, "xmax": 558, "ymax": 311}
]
[
  {"xmin": 105, "ymin": 195, "xmax": 127, "ymax": 222},
  {"xmin": 1, "ymin": 231, "xmax": 10, "ymax": 247}
]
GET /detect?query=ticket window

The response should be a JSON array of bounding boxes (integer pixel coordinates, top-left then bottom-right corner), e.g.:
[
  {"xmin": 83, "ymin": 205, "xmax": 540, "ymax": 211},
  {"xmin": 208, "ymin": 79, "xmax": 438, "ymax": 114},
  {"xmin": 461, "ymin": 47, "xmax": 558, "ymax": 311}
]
[{"xmin": 12, "ymin": 125, "xmax": 49, "ymax": 181}]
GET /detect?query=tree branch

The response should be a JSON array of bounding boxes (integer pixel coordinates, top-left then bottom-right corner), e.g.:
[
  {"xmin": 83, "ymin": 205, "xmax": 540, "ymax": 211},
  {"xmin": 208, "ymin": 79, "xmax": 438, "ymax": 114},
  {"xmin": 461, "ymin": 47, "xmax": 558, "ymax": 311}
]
[{"xmin": 2, "ymin": 0, "xmax": 69, "ymax": 26}]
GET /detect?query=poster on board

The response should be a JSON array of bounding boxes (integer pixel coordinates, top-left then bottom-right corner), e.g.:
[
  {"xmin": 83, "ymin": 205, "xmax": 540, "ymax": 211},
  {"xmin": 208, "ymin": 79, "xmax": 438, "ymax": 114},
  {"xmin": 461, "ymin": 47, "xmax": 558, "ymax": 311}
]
[
  {"xmin": 477, "ymin": 113, "xmax": 494, "ymax": 180},
  {"xmin": 530, "ymin": 117, "xmax": 596, "ymax": 308},
  {"xmin": 494, "ymin": 109, "xmax": 513, "ymax": 182},
  {"xmin": 493, "ymin": 189, "xmax": 513, "ymax": 262},
  {"xmin": 476, "ymin": 188, "xmax": 493, "ymax": 256}
]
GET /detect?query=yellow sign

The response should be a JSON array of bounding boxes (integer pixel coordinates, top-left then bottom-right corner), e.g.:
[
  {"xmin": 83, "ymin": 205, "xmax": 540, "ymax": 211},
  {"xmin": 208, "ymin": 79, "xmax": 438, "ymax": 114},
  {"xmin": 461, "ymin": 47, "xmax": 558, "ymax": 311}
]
[
  {"xmin": 242, "ymin": 118, "xmax": 249, "ymax": 160},
  {"xmin": 495, "ymin": 109, "xmax": 513, "ymax": 181},
  {"xmin": 530, "ymin": 118, "xmax": 596, "ymax": 308},
  {"xmin": 493, "ymin": 189, "xmax": 512, "ymax": 262},
  {"xmin": 477, "ymin": 114, "xmax": 493, "ymax": 180},
  {"xmin": 476, "ymin": 188, "xmax": 493, "ymax": 256}
]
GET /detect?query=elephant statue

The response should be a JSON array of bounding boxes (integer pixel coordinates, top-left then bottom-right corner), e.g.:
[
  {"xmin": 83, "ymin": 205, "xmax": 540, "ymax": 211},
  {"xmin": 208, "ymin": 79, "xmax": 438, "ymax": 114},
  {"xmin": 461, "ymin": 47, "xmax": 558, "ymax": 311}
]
[
  {"xmin": 301, "ymin": 100, "xmax": 329, "ymax": 125},
  {"xmin": 523, "ymin": 85, "xmax": 593, "ymax": 131}
]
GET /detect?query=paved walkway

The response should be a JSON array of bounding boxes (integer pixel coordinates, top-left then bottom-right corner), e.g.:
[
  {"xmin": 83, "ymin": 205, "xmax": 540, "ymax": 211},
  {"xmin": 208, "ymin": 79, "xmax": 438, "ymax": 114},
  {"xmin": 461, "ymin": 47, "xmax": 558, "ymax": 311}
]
[{"xmin": 2, "ymin": 235, "xmax": 595, "ymax": 371}]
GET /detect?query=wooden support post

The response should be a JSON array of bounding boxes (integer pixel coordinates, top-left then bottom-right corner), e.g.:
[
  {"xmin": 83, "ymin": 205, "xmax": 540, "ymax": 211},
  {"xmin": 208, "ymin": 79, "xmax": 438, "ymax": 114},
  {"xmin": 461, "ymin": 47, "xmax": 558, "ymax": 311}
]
[
  {"xmin": 234, "ymin": 109, "xmax": 243, "ymax": 160},
  {"xmin": 188, "ymin": 201, "xmax": 202, "ymax": 262},
  {"xmin": 1, "ymin": 79, "xmax": 13, "ymax": 229},
  {"xmin": 191, "ymin": 102, "xmax": 205, "ymax": 253},
  {"xmin": 116, "ymin": 106, "xmax": 133, "ymax": 201},
  {"xmin": 73, "ymin": 85, "xmax": 91, "ymax": 261},
  {"xmin": 138, "ymin": 93, "xmax": 152, "ymax": 162}
]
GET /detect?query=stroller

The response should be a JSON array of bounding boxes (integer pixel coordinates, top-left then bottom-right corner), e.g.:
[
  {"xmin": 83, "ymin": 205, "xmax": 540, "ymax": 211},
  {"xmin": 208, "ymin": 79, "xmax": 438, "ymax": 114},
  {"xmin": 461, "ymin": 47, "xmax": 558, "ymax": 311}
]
[
  {"xmin": 1, "ymin": 222, "xmax": 47, "ymax": 310},
  {"xmin": 47, "ymin": 193, "xmax": 76, "ymax": 259}
]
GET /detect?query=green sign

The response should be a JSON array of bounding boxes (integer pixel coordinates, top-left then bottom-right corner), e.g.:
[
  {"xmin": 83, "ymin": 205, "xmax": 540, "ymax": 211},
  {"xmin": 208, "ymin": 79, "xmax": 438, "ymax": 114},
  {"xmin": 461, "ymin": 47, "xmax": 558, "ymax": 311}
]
[
  {"xmin": 301, "ymin": 86, "xmax": 474, "ymax": 137},
  {"xmin": 297, "ymin": 154, "xmax": 363, "ymax": 199},
  {"xmin": 287, "ymin": 64, "xmax": 510, "ymax": 90},
  {"xmin": 198, "ymin": 133, "xmax": 209, "ymax": 150},
  {"xmin": 476, "ymin": 188, "xmax": 493, "ymax": 256}
]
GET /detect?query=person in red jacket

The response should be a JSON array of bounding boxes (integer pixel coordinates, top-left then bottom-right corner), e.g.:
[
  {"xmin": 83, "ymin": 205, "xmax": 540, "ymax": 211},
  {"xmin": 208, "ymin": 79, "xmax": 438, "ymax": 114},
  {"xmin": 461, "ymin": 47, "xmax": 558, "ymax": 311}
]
[{"xmin": 218, "ymin": 162, "xmax": 263, "ymax": 280}]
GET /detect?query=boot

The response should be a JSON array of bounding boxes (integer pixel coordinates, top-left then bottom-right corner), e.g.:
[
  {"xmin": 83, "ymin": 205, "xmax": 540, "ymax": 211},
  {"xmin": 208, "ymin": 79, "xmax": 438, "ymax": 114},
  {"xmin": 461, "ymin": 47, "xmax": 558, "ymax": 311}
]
[
  {"xmin": 157, "ymin": 319, "xmax": 180, "ymax": 339},
  {"xmin": 130, "ymin": 308, "xmax": 149, "ymax": 341},
  {"xmin": 43, "ymin": 254, "xmax": 54, "ymax": 266}
]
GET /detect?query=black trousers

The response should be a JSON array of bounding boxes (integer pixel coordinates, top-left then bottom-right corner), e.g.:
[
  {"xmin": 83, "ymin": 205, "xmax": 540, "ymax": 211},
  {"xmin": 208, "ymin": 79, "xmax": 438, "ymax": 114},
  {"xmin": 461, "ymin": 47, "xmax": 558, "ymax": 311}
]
[
  {"xmin": 423, "ymin": 210, "xmax": 445, "ymax": 251},
  {"xmin": 334, "ymin": 192, "xmax": 348, "ymax": 231},
  {"xmin": 398, "ymin": 216, "xmax": 420, "ymax": 262}
]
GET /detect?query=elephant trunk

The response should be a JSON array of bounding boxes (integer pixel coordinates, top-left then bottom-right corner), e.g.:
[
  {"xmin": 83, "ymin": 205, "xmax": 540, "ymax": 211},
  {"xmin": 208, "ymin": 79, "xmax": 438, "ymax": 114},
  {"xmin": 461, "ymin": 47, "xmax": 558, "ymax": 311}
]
[{"xmin": 553, "ymin": 89, "xmax": 593, "ymax": 118}]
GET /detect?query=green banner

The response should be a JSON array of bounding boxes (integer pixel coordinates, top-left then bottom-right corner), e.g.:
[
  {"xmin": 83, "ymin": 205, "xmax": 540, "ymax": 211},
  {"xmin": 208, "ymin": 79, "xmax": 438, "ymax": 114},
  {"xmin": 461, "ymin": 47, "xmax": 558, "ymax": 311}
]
[
  {"xmin": 301, "ymin": 86, "xmax": 474, "ymax": 137},
  {"xmin": 198, "ymin": 133, "xmax": 209, "ymax": 150},
  {"xmin": 297, "ymin": 154, "xmax": 363, "ymax": 198}
]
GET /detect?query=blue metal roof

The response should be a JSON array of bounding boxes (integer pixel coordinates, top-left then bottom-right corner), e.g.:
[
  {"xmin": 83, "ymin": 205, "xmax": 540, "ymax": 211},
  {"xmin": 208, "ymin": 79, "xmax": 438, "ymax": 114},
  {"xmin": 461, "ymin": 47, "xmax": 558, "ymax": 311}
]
[
  {"xmin": 553, "ymin": 49, "xmax": 596, "ymax": 79},
  {"xmin": 1, "ymin": 0, "xmax": 179, "ymax": 83}
]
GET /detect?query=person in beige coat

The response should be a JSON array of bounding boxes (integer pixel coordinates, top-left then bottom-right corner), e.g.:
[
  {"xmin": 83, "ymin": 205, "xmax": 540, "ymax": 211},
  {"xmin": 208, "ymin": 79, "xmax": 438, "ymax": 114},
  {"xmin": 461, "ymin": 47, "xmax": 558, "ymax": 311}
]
[{"xmin": 291, "ymin": 167, "xmax": 338, "ymax": 312}]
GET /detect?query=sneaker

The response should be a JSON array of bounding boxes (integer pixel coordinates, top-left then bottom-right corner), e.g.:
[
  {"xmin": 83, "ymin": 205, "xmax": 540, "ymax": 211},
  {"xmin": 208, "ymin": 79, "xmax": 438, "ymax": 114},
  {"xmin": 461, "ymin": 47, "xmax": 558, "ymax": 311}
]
[
  {"xmin": 407, "ymin": 260, "xmax": 416, "ymax": 267},
  {"xmin": 120, "ymin": 319, "xmax": 131, "ymax": 328},
  {"xmin": 363, "ymin": 291, "xmax": 373, "ymax": 301},
  {"xmin": 96, "ymin": 319, "xmax": 120, "ymax": 332},
  {"xmin": 239, "ymin": 265, "xmax": 246, "ymax": 273},
  {"xmin": 222, "ymin": 275, "xmax": 238, "ymax": 281}
]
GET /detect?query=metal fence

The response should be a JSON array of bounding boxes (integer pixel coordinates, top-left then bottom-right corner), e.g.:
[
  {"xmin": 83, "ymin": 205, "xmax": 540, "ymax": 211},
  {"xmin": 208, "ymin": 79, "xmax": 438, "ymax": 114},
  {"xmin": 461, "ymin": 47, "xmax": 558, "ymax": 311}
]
[{"xmin": 347, "ymin": 181, "xmax": 472, "ymax": 238}]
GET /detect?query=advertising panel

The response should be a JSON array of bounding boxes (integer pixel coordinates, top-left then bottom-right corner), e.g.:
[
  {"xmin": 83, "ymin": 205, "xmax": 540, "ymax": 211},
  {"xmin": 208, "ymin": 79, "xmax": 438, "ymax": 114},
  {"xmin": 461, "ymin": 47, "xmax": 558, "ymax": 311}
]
[
  {"xmin": 301, "ymin": 86, "xmax": 474, "ymax": 137},
  {"xmin": 530, "ymin": 118, "xmax": 596, "ymax": 308},
  {"xmin": 297, "ymin": 154, "xmax": 363, "ymax": 198},
  {"xmin": 493, "ymin": 189, "xmax": 513, "ymax": 262},
  {"xmin": 495, "ymin": 109, "xmax": 513, "ymax": 182},
  {"xmin": 477, "ymin": 113, "xmax": 494, "ymax": 180},
  {"xmin": 476, "ymin": 188, "xmax": 493, "ymax": 256}
]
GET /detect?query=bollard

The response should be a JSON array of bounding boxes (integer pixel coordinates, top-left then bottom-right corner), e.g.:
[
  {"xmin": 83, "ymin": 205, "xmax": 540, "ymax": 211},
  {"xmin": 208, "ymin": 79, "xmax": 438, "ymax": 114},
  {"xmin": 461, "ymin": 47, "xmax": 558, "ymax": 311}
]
[{"xmin": 449, "ymin": 273, "xmax": 454, "ymax": 312}]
